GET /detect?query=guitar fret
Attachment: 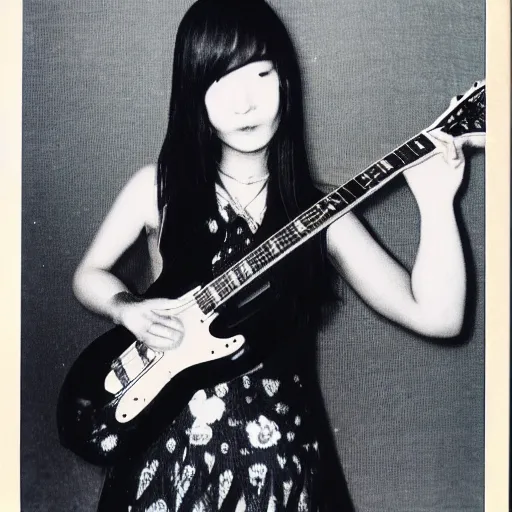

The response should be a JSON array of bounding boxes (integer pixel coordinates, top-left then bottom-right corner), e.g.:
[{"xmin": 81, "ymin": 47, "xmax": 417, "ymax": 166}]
[
  {"xmin": 383, "ymin": 153, "xmax": 404, "ymax": 170},
  {"xmin": 228, "ymin": 270, "xmax": 241, "ymax": 287},
  {"xmin": 300, "ymin": 211, "xmax": 316, "ymax": 228},
  {"xmin": 327, "ymin": 190, "xmax": 350, "ymax": 208},
  {"xmin": 245, "ymin": 254, "xmax": 259, "ymax": 272},
  {"xmin": 280, "ymin": 229, "xmax": 300, "ymax": 246},
  {"xmin": 249, "ymin": 250, "xmax": 267, "ymax": 272},
  {"xmin": 353, "ymin": 172, "xmax": 372, "ymax": 190},
  {"xmin": 409, "ymin": 133, "xmax": 436, "ymax": 155},
  {"xmin": 232, "ymin": 265, "xmax": 246, "ymax": 285},
  {"xmin": 330, "ymin": 187, "xmax": 355, "ymax": 206},
  {"xmin": 267, "ymin": 238, "xmax": 280, "ymax": 256},
  {"xmin": 307, "ymin": 208, "xmax": 326, "ymax": 230},
  {"xmin": 395, "ymin": 144, "xmax": 417, "ymax": 163},
  {"xmin": 354, "ymin": 165, "xmax": 385, "ymax": 190},
  {"xmin": 197, "ymin": 288, "xmax": 216, "ymax": 310},
  {"xmin": 367, "ymin": 164, "xmax": 388, "ymax": 181},
  {"xmin": 209, "ymin": 285, "xmax": 222, "ymax": 303},
  {"xmin": 343, "ymin": 180, "xmax": 366, "ymax": 200},
  {"xmin": 375, "ymin": 161, "xmax": 389, "ymax": 174},
  {"xmin": 380, "ymin": 159, "xmax": 393, "ymax": 171},
  {"xmin": 217, "ymin": 276, "xmax": 236, "ymax": 297},
  {"xmin": 239, "ymin": 260, "xmax": 254, "ymax": 279},
  {"xmin": 289, "ymin": 220, "xmax": 305, "ymax": 238}
]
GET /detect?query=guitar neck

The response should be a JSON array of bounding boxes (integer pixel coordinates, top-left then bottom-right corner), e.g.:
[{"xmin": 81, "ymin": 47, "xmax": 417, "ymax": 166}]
[{"xmin": 194, "ymin": 131, "xmax": 436, "ymax": 315}]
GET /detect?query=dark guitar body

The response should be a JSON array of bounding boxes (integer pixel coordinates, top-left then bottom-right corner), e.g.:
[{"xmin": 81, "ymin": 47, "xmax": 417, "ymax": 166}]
[{"xmin": 56, "ymin": 276, "xmax": 279, "ymax": 467}]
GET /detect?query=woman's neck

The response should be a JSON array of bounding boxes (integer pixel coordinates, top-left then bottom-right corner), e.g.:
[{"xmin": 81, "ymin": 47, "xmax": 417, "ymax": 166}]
[{"xmin": 218, "ymin": 145, "xmax": 269, "ymax": 182}]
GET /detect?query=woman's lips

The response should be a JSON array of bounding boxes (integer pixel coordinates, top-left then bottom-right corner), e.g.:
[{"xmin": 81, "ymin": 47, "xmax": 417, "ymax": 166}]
[{"xmin": 238, "ymin": 125, "xmax": 258, "ymax": 132}]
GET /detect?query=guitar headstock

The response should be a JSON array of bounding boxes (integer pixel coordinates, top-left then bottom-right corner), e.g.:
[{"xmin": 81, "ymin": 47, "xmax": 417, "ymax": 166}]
[{"xmin": 427, "ymin": 80, "xmax": 485, "ymax": 142}]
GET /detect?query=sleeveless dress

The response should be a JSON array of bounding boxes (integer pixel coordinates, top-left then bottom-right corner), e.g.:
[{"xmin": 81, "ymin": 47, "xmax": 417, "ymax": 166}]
[{"xmin": 96, "ymin": 186, "xmax": 333, "ymax": 512}]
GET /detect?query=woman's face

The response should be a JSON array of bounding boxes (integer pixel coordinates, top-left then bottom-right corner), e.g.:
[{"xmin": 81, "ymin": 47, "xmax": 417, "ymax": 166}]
[{"xmin": 204, "ymin": 60, "xmax": 280, "ymax": 154}]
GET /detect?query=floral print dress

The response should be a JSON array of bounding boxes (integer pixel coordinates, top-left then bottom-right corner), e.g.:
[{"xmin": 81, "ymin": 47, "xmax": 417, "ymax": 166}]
[{"xmin": 100, "ymin": 190, "xmax": 322, "ymax": 512}]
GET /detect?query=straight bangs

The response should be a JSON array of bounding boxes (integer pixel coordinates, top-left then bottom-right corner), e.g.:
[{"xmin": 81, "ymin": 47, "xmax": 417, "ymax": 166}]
[
  {"xmin": 210, "ymin": 33, "xmax": 269, "ymax": 83},
  {"xmin": 180, "ymin": 0, "xmax": 286, "ymax": 94}
]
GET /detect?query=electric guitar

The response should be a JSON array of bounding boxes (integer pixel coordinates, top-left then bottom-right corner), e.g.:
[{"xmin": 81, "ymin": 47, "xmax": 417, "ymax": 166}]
[{"xmin": 57, "ymin": 81, "xmax": 485, "ymax": 466}]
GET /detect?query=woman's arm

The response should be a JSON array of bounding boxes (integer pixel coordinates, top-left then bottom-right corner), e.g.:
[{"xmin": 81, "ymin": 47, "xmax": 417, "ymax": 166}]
[
  {"xmin": 73, "ymin": 165, "xmax": 183, "ymax": 349},
  {"xmin": 326, "ymin": 131, "xmax": 470, "ymax": 338},
  {"xmin": 72, "ymin": 165, "xmax": 158, "ymax": 319}
]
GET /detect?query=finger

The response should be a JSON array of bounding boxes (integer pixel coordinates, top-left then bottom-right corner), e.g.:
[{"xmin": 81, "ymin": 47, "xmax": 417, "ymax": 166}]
[
  {"xmin": 144, "ymin": 334, "xmax": 181, "ymax": 351},
  {"xmin": 470, "ymin": 133, "xmax": 486, "ymax": 148},
  {"xmin": 144, "ymin": 327, "xmax": 184, "ymax": 351},
  {"xmin": 429, "ymin": 127, "xmax": 453, "ymax": 144},
  {"xmin": 146, "ymin": 311, "xmax": 184, "ymax": 332},
  {"xmin": 147, "ymin": 322, "xmax": 183, "ymax": 341},
  {"xmin": 146, "ymin": 298, "xmax": 177, "ymax": 310},
  {"xmin": 429, "ymin": 129, "xmax": 460, "ymax": 162},
  {"xmin": 457, "ymin": 132, "xmax": 486, "ymax": 149},
  {"xmin": 152, "ymin": 306, "xmax": 181, "ymax": 318}
]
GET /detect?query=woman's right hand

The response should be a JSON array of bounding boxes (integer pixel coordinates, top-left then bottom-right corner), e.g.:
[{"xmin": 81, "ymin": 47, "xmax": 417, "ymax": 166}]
[{"xmin": 111, "ymin": 292, "xmax": 185, "ymax": 352}]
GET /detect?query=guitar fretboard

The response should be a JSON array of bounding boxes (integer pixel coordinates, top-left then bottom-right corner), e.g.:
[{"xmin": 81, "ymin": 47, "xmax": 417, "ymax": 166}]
[{"xmin": 194, "ymin": 132, "xmax": 436, "ymax": 315}]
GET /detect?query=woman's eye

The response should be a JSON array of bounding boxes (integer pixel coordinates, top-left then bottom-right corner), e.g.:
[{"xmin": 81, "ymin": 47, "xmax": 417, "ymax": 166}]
[{"xmin": 258, "ymin": 69, "xmax": 273, "ymax": 77}]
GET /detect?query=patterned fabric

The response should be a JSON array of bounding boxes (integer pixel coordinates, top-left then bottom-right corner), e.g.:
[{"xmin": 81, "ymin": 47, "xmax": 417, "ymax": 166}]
[
  {"xmin": 100, "ymin": 198, "xmax": 322, "ymax": 512},
  {"xmin": 128, "ymin": 371, "xmax": 320, "ymax": 511}
]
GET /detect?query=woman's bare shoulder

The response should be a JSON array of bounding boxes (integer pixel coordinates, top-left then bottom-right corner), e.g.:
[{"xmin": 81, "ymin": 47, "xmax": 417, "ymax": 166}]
[{"xmin": 125, "ymin": 164, "xmax": 159, "ymax": 232}]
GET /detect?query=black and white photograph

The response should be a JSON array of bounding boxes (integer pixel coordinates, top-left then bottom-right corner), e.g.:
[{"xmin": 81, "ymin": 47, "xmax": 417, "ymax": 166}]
[{"xmin": 15, "ymin": 0, "xmax": 497, "ymax": 510}]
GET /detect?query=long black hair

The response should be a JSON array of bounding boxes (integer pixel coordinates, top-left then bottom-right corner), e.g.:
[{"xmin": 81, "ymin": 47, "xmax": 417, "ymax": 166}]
[
  {"xmin": 157, "ymin": 0, "xmax": 332, "ymax": 328},
  {"xmin": 157, "ymin": 0, "xmax": 318, "ymax": 219}
]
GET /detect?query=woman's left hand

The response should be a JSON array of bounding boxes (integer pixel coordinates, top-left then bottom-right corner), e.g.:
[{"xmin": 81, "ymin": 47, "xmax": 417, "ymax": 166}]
[
  {"xmin": 403, "ymin": 95, "xmax": 485, "ymax": 207},
  {"xmin": 403, "ymin": 129, "xmax": 467, "ymax": 206}
]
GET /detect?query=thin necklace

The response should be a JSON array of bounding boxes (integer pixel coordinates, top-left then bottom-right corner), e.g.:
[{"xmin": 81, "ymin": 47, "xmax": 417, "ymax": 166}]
[
  {"xmin": 216, "ymin": 177, "xmax": 268, "ymax": 232},
  {"xmin": 218, "ymin": 167, "xmax": 270, "ymax": 185},
  {"xmin": 217, "ymin": 174, "xmax": 269, "ymax": 210}
]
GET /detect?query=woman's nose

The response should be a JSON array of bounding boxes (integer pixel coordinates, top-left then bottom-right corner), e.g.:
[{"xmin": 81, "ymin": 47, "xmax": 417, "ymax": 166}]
[{"xmin": 232, "ymin": 86, "xmax": 255, "ymax": 115}]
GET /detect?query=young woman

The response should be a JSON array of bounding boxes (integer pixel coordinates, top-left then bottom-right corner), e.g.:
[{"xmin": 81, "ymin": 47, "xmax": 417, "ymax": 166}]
[{"xmin": 70, "ymin": 0, "xmax": 483, "ymax": 510}]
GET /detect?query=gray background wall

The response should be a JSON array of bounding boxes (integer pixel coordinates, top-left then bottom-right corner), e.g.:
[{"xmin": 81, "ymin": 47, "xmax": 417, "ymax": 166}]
[{"xmin": 22, "ymin": 0, "xmax": 485, "ymax": 511}]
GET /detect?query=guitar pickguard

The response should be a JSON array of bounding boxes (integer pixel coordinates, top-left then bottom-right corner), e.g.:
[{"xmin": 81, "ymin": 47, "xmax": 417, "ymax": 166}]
[{"xmin": 99, "ymin": 288, "xmax": 245, "ymax": 423}]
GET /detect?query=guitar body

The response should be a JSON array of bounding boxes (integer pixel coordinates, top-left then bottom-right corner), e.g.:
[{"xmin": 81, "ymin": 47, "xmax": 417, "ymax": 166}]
[{"xmin": 57, "ymin": 280, "xmax": 273, "ymax": 466}]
